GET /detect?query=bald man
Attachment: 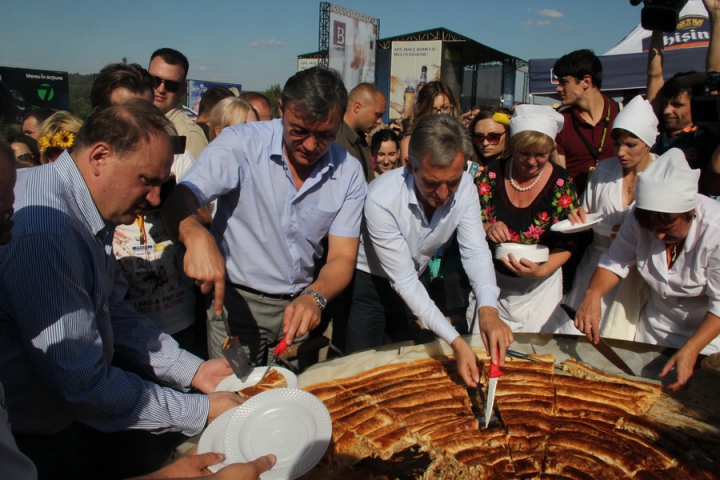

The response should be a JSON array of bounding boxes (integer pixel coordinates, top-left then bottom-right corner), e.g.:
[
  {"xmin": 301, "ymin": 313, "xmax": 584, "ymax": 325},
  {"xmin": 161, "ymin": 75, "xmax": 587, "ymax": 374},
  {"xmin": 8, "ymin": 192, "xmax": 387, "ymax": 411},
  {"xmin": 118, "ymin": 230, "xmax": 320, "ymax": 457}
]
[{"xmin": 335, "ymin": 83, "xmax": 387, "ymax": 183}]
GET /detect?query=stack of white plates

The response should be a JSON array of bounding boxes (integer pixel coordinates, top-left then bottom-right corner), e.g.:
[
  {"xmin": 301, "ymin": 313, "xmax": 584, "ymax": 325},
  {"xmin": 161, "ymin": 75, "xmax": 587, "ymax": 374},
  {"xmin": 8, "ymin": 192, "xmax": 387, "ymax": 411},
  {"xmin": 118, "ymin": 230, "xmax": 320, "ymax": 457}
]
[
  {"xmin": 494, "ymin": 243, "xmax": 549, "ymax": 263},
  {"xmin": 198, "ymin": 388, "xmax": 332, "ymax": 479}
]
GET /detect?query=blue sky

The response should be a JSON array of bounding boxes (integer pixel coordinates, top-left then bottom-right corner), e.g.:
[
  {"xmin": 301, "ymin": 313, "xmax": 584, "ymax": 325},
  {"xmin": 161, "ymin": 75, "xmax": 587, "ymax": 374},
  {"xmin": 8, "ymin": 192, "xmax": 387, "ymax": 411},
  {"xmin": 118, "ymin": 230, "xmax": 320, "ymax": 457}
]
[{"xmin": 1, "ymin": 1, "xmax": 647, "ymax": 91}]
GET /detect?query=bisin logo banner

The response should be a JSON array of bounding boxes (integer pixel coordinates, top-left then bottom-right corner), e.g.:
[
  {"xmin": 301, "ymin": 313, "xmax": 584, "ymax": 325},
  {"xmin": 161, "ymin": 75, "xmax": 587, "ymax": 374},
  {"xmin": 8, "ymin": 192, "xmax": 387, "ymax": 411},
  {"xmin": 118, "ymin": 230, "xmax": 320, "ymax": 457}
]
[{"xmin": 641, "ymin": 15, "xmax": 710, "ymax": 51}]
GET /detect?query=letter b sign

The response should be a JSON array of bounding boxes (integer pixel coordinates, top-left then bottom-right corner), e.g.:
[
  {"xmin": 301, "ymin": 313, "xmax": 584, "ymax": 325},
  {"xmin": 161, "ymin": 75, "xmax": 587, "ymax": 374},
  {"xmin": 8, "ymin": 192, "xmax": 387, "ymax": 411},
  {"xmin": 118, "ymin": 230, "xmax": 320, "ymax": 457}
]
[{"xmin": 333, "ymin": 21, "xmax": 346, "ymax": 46}]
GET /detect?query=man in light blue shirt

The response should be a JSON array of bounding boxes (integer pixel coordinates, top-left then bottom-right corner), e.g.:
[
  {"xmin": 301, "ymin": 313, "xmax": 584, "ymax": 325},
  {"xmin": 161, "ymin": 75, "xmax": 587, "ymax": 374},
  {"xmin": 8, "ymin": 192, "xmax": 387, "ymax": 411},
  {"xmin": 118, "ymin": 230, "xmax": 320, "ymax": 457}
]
[
  {"xmin": 347, "ymin": 114, "xmax": 513, "ymax": 387},
  {"xmin": 164, "ymin": 67, "xmax": 367, "ymax": 363}
]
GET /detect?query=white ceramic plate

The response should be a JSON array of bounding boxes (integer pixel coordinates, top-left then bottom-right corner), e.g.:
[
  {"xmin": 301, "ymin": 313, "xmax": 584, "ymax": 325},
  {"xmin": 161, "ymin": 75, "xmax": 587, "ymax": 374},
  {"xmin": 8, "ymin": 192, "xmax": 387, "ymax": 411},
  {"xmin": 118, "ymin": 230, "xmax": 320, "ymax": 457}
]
[
  {"xmin": 223, "ymin": 389, "xmax": 332, "ymax": 480},
  {"xmin": 215, "ymin": 367, "xmax": 297, "ymax": 393},
  {"xmin": 494, "ymin": 243, "xmax": 549, "ymax": 263},
  {"xmin": 550, "ymin": 213, "xmax": 603, "ymax": 233},
  {"xmin": 197, "ymin": 406, "xmax": 241, "ymax": 473}
]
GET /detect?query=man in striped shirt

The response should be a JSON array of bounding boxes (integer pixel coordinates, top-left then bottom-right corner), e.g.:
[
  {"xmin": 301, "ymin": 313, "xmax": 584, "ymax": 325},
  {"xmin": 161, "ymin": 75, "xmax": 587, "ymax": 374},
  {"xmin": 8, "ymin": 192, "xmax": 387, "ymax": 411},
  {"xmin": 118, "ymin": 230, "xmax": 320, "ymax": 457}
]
[{"xmin": 0, "ymin": 101, "xmax": 242, "ymax": 479}]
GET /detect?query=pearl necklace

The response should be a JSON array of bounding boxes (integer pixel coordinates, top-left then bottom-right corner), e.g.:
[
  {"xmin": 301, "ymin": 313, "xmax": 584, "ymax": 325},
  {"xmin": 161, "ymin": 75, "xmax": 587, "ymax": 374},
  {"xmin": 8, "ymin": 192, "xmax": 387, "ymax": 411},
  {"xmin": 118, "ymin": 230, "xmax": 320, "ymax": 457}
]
[{"xmin": 509, "ymin": 159, "xmax": 543, "ymax": 192}]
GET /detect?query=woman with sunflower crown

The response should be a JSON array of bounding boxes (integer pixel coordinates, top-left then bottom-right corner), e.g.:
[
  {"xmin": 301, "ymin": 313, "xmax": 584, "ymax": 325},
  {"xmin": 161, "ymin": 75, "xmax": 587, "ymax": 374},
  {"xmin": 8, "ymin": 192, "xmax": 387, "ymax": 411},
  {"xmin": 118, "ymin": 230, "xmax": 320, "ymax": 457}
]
[{"xmin": 37, "ymin": 111, "xmax": 82, "ymax": 164}]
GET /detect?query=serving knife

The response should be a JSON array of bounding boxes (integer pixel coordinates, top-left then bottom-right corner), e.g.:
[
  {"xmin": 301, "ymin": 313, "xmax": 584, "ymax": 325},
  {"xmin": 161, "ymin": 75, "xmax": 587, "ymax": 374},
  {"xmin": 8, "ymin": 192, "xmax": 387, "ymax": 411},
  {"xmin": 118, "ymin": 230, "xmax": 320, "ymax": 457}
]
[
  {"xmin": 483, "ymin": 362, "xmax": 503, "ymax": 429},
  {"xmin": 216, "ymin": 310, "xmax": 253, "ymax": 381},
  {"xmin": 261, "ymin": 337, "xmax": 289, "ymax": 380},
  {"xmin": 559, "ymin": 304, "xmax": 636, "ymax": 376},
  {"xmin": 506, "ymin": 349, "xmax": 542, "ymax": 362}
]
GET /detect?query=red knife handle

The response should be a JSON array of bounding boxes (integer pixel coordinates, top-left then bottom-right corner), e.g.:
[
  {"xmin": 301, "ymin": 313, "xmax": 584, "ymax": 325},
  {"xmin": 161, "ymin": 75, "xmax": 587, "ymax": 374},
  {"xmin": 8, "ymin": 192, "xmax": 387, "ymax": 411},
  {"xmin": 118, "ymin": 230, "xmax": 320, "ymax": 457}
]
[
  {"xmin": 489, "ymin": 363, "xmax": 504, "ymax": 378},
  {"xmin": 274, "ymin": 338, "xmax": 289, "ymax": 357}
]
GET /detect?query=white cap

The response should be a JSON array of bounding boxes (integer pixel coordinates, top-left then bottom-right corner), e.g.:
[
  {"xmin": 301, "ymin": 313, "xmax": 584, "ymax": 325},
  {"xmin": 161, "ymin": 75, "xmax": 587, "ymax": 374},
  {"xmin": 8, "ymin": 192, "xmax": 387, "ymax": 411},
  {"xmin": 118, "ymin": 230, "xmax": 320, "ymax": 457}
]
[
  {"xmin": 510, "ymin": 104, "xmax": 565, "ymax": 140},
  {"xmin": 636, "ymin": 148, "xmax": 699, "ymax": 213},
  {"xmin": 612, "ymin": 95, "xmax": 659, "ymax": 148}
]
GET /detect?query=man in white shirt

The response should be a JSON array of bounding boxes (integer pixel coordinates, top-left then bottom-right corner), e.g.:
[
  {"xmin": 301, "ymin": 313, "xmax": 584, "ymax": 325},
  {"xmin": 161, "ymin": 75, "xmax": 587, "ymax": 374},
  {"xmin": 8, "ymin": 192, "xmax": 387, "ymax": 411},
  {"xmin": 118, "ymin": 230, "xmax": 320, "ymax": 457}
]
[{"xmin": 346, "ymin": 114, "xmax": 513, "ymax": 386}]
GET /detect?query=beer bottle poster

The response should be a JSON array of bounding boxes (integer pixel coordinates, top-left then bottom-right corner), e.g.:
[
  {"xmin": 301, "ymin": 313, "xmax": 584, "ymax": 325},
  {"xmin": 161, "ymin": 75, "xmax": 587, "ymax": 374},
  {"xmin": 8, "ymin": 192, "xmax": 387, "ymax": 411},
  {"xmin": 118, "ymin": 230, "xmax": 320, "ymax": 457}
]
[{"xmin": 389, "ymin": 41, "xmax": 442, "ymax": 120}]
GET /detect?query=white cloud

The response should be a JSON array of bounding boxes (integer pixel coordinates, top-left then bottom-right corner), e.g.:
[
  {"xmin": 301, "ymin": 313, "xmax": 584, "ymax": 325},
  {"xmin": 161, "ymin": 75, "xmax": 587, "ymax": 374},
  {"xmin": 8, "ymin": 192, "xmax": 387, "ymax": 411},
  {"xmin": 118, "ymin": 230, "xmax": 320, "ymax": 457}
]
[
  {"xmin": 249, "ymin": 39, "xmax": 284, "ymax": 48},
  {"xmin": 538, "ymin": 9, "xmax": 564, "ymax": 18},
  {"xmin": 521, "ymin": 20, "xmax": 552, "ymax": 28}
]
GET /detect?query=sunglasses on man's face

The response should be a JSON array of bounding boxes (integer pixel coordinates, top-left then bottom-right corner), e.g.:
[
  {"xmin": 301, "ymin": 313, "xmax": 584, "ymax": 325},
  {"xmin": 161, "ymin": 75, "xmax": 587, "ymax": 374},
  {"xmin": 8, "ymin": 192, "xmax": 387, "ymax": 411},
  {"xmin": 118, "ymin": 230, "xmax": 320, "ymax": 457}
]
[
  {"xmin": 472, "ymin": 132, "xmax": 505, "ymax": 146},
  {"xmin": 151, "ymin": 75, "xmax": 183, "ymax": 93}
]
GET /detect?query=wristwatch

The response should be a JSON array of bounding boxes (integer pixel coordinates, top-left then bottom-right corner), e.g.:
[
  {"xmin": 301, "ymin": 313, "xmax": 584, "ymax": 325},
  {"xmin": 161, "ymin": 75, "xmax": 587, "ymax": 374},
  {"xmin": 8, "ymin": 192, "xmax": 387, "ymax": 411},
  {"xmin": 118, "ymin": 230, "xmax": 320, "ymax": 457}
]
[{"xmin": 301, "ymin": 289, "xmax": 327, "ymax": 310}]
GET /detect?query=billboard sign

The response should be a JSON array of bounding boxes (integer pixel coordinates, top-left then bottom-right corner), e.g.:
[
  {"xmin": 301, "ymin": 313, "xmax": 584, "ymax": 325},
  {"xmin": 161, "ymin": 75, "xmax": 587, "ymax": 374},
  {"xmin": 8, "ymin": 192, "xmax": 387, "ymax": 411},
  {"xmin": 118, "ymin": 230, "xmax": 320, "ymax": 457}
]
[
  {"xmin": 186, "ymin": 80, "xmax": 242, "ymax": 113},
  {"xmin": 298, "ymin": 58, "xmax": 320, "ymax": 72},
  {"xmin": 0, "ymin": 66, "xmax": 70, "ymax": 118},
  {"xmin": 389, "ymin": 41, "xmax": 442, "ymax": 119},
  {"xmin": 328, "ymin": 8, "xmax": 377, "ymax": 90}
]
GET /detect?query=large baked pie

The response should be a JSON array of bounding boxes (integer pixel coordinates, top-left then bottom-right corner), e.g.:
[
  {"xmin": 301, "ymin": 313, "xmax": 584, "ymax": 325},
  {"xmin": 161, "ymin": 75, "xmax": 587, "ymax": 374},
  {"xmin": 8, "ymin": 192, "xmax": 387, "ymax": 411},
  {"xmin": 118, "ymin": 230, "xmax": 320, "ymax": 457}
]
[{"xmin": 300, "ymin": 354, "xmax": 718, "ymax": 479}]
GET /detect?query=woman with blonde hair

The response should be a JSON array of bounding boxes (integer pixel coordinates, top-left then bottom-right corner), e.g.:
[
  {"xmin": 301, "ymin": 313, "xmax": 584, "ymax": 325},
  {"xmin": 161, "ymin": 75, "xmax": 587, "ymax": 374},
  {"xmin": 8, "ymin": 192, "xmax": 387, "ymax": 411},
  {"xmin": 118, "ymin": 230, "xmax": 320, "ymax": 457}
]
[
  {"xmin": 208, "ymin": 96, "xmax": 257, "ymax": 141},
  {"xmin": 475, "ymin": 105, "xmax": 579, "ymax": 333},
  {"xmin": 37, "ymin": 111, "xmax": 82, "ymax": 164}
]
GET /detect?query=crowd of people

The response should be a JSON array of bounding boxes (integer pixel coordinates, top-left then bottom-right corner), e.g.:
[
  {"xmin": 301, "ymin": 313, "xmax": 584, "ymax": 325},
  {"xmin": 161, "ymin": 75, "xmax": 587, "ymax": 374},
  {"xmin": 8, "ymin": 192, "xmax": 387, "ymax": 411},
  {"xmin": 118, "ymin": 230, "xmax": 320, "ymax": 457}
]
[{"xmin": 2, "ymin": 1, "xmax": 720, "ymax": 479}]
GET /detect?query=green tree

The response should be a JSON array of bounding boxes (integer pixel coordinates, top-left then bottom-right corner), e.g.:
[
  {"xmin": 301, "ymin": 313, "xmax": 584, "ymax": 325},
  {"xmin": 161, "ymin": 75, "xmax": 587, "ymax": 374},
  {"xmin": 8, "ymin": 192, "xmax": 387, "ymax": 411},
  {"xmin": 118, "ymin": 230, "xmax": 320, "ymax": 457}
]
[
  {"xmin": 263, "ymin": 84, "xmax": 282, "ymax": 118},
  {"xmin": 68, "ymin": 73, "xmax": 95, "ymax": 120}
]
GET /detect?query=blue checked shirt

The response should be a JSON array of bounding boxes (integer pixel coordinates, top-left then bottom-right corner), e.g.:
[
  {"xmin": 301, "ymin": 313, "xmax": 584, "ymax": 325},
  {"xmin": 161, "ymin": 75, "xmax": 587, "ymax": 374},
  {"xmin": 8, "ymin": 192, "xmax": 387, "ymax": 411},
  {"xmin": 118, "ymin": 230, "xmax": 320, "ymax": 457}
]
[
  {"xmin": 0, "ymin": 152, "xmax": 208, "ymax": 436},
  {"xmin": 181, "ymin": 119, "xmax": 367, "ymax": 295}
]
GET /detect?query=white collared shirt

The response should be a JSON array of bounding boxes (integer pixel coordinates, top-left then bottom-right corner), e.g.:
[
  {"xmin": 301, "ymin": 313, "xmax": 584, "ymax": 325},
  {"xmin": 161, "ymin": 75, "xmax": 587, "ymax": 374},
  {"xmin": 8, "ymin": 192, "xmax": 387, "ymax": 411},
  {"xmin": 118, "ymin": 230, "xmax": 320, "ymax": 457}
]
[{"xmin": 357, "ymin": 167, "xmax": 499, "ymax": 345}]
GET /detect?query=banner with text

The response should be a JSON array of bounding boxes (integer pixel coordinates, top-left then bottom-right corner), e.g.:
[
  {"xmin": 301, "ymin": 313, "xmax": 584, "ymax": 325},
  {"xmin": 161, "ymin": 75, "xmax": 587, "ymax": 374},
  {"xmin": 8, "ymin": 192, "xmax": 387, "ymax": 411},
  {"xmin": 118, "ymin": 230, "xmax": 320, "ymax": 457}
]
[
  {"xmin": 0, "ymin": 66, "xmax": 69, "ymax": 119},
  {"xmin": 298, "ymin": 58, "xmax": 320, "ymax": 72},
  {"xmin": 328, "ymin": 11, "xmax": 377, "ymax": 90},
  {"xmin": 389, "ymin": 41, "xmax": 442, "ymax": 119}
]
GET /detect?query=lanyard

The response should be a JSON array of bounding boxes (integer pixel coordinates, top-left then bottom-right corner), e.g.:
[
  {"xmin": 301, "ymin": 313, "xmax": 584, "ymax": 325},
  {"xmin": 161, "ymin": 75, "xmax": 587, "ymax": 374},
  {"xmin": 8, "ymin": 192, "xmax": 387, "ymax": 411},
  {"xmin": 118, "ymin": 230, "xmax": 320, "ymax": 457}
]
[{"xmin": 571, "ymin": 101, "xmax": 611, "ymax": 164}]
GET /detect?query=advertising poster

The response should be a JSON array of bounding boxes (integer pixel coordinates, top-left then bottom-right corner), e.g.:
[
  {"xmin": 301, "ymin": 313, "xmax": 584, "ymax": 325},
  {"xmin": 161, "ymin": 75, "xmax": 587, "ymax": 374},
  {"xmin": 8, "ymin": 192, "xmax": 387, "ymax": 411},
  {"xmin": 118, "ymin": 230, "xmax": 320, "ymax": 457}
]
[
  {"xmin": 0, "ymin": 66, "xmax": 69, "ymax": 119},
  {"xmin": 187, "ymin": 80, "xmax": 242, "ymax": 113},
  {"xmin": 328, "ymin": 10, "xmax": 377, "ymax": 90},
  {"xmin": 298, "ymin": 58, "xmax": 320, "ymax": 72},
  {"xmin": 641, "ymin": 14, "xmax": 709, "ymax": 51},
  {"xmin": 389, "ymin": 41, "xmax": 442, "ymax": 119}
]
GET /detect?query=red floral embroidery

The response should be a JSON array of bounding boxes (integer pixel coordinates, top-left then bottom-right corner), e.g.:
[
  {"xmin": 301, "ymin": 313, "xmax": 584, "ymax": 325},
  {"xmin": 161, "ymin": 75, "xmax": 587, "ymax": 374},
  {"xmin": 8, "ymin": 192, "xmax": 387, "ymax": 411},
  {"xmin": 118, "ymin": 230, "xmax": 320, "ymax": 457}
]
[
  {"xmin": 508, "ymin": 229, "xmax": 521, "ymax": 243},
  {"xmin": 536, "ymin": 211, "xmax": 550, "ymax": 224},
  {"xmin": 558, "ymin": 194, "xmax": 573, "ymax": 209},
  {"xmin": 488, "ymin": 171, "xmax": 497, "ymax": 179},
  {"xmin": 523, "ymin": 224, "xmax": 545, "ymax": 240},
  {"xmin": 478, "ymin": 182, "xmax": 491, "ymax": 196},
  {"xmin": 556, "ymin": 178, "xmax": 564, "ymax": 187}
]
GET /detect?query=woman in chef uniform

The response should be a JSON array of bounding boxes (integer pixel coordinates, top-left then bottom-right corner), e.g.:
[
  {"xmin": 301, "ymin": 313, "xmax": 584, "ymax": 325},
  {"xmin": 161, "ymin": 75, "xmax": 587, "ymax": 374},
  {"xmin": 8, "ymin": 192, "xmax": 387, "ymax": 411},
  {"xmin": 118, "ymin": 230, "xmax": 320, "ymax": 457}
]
[
  {"xmin": 556, "ymin": 96, "xmax": 658, "ymax": 337},
  {"xmin": 477, "ymin": 105, "xmax": 579, "ymax": 332},
  {"xmin": 576, "ymin": 148, "xmax": 720, "ymax": 390}
]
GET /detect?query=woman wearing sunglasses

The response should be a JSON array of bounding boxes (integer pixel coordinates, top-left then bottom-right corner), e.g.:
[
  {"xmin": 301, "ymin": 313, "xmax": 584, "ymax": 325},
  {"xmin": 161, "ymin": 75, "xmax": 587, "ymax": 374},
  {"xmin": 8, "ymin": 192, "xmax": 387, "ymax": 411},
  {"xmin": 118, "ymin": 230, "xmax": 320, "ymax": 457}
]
[
  {"xmin": 469, "ymin": 107, "xmax": 512, "ymax": 174},
  {"xmin": 474, "ymin": 105, "xmax": 579, "ymax": 333}
]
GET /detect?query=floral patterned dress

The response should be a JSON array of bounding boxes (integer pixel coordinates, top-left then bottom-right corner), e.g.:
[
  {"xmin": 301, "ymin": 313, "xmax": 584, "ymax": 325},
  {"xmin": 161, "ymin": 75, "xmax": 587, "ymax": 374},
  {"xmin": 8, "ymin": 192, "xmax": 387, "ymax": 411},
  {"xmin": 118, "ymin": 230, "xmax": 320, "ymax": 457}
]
[{"xmin": 474, "ymin": 158, "xmax": 579, "ymax": 332}]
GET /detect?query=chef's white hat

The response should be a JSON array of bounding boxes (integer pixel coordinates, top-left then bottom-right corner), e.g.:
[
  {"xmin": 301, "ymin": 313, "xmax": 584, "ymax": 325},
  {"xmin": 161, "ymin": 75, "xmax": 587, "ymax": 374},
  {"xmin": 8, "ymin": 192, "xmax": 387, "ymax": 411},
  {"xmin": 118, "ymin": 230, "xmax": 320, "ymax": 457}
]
[
  {"xmin": 612, "ymin": 95, "xmax": 659, "ymax": 148},
  {"xmin": 509, "ymin": 105, "xmax": 565, "ymax": 140},
  {"xmin": 636, "ymin": 148, "xmax": 699, "ymax": 213}
]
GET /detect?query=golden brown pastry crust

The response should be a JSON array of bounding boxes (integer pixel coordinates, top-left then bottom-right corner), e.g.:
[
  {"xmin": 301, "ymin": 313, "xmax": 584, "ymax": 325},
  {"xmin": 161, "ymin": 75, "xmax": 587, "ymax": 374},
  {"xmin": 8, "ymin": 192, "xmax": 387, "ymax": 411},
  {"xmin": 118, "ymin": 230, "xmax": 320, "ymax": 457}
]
[
  {"xmin": 300, "ymin": 356, "xmax": 714, "ymax": 479},
  {"xmin": 235, "ymin": 369, "xmax": 287, "ymax": 398}
]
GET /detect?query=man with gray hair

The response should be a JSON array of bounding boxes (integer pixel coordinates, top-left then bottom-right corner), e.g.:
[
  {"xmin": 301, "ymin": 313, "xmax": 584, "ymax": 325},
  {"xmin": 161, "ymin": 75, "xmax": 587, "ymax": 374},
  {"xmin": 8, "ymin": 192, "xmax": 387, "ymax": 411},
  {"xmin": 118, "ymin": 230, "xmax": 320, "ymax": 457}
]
[
  {"xmin": 346, "ymin": 114, "xmax": 512, "ymax": 386},
  {"xmin": 164, "ymin": 67, "xmax": 366, "ymax": 365}
]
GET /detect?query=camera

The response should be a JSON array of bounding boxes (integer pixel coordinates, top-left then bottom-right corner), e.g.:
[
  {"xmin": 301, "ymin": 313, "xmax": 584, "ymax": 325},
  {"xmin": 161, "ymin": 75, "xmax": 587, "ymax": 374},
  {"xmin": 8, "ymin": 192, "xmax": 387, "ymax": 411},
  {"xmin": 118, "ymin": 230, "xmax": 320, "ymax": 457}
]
[
  {"xmin": 691, "ymin": 72, "xmax": 720, "ymax": 128},
  {"xmin": 630, "ymin": 0, "xmax": 689, "ymax": 32}
]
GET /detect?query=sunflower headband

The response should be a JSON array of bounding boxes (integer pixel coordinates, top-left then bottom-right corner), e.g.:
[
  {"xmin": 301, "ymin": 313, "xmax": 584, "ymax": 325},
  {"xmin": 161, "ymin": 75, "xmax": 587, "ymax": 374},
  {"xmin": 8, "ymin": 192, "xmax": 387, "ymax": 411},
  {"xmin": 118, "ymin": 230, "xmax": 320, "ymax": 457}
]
[{"xmin": 38, "ymin": 131, "xmax": 75, "ymax": 153}]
